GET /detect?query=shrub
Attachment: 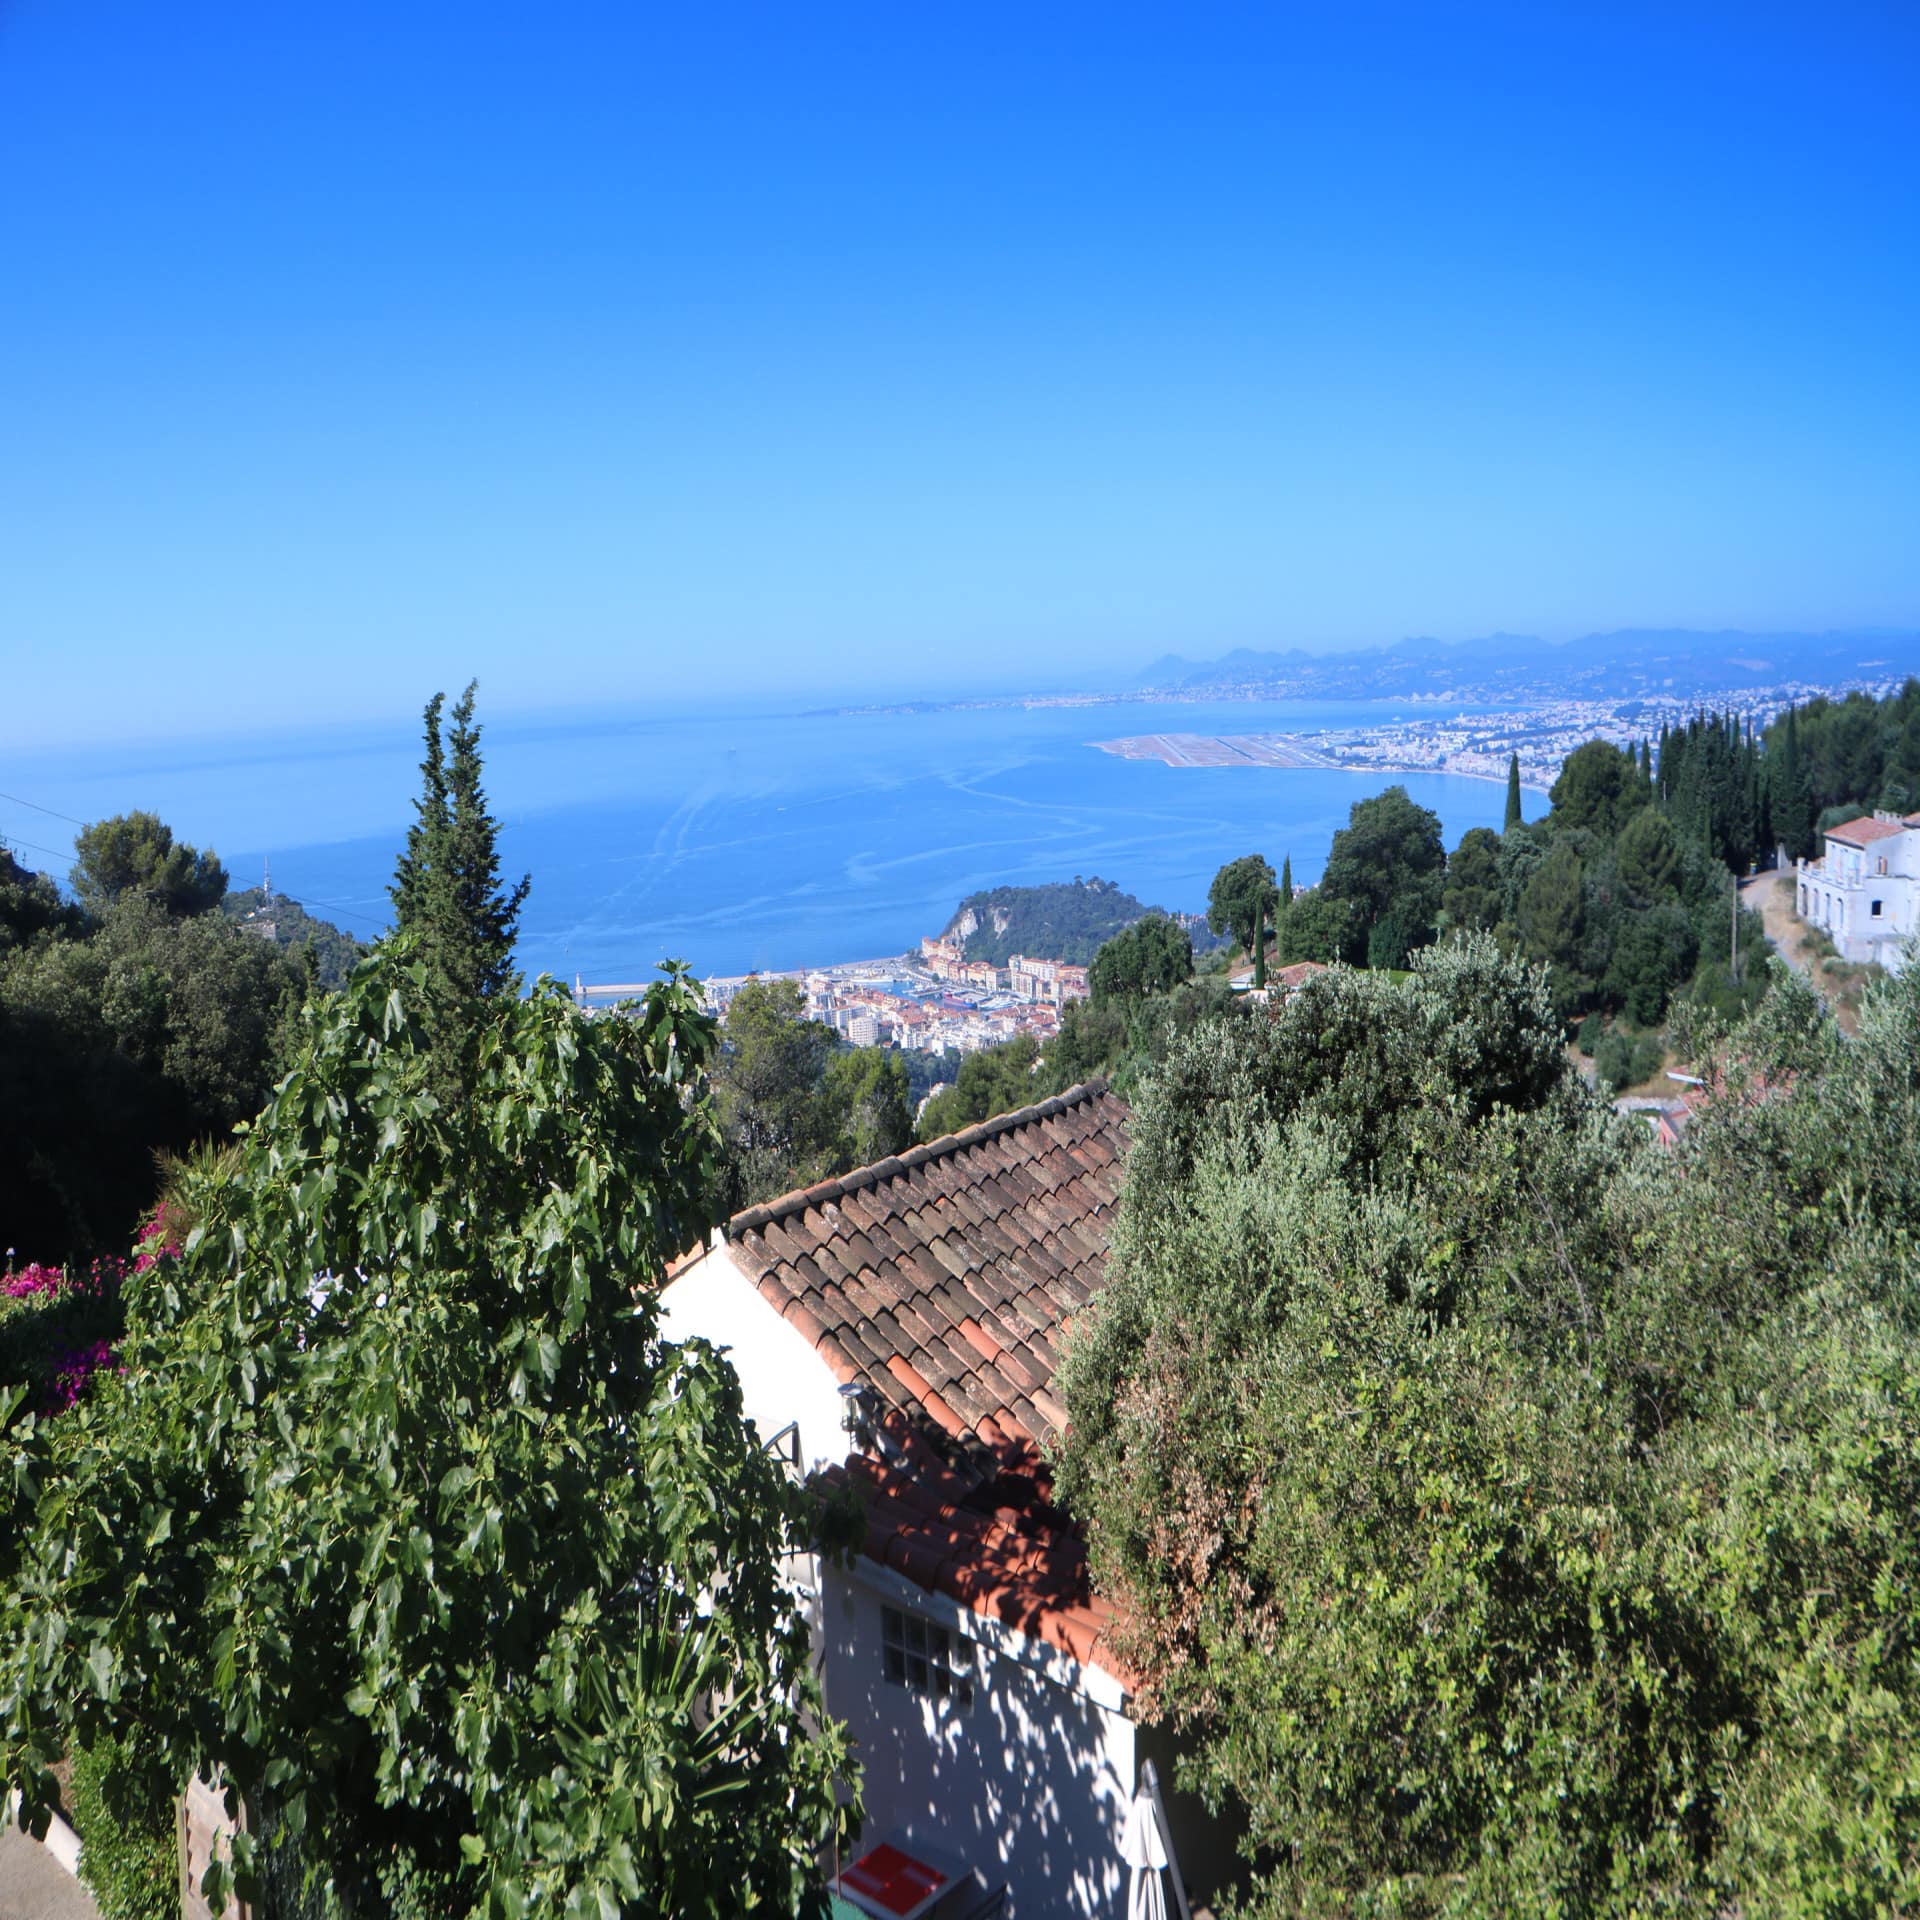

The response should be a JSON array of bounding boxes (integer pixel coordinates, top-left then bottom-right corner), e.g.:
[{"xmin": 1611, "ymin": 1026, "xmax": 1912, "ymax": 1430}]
[
  {"xmin": 1592, "ymin": 1027, "xmax": 1665, "ymax": 1094},
  {"xmin": 68, "ymin": 1733, "xmax": 176, "ymax": 1920}
]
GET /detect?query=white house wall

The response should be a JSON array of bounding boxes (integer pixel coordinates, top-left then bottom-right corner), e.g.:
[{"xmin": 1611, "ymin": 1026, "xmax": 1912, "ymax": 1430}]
[
  {"xmin": 1795, "ymin": 828, "xmax": 1920, "ymax": 975},
  {"xmin": 656, "ymin": 1243, "xmax": 850, "ymax": 1474},
  {"xmin": 821, "ymin": 1556, "xmax": 1136, "ymax": 1918}
]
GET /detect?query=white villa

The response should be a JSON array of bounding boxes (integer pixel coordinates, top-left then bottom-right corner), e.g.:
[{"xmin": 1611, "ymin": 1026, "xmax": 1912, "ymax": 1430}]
[
  {"xmin": 660, "ymin": 1083, "xmax": 1222, "ymax": 1918},
  {"xmin": 1796, "ymin": 811, "xmax": 1920, "ymax": 974}
]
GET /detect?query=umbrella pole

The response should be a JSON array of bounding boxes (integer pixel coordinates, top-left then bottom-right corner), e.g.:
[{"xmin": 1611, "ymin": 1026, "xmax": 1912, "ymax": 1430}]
[{"xmin": 1139, "ymin": 1761, "xmax": 1192, "ymax": 1920}]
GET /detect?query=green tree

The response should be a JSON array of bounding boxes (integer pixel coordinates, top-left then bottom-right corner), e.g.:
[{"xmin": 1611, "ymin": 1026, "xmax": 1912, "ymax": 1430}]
[
  {"xmin": 1091, "ymin": 914, "xmax": 1193, "ymax": 1002},
  {"xmin": 1548, "ymin": 740, "xmax": 1645, "ymax": 839},
  {"xmin": 222, "ymin": 887, "xmax": 363, "ymax": 992},
  {"xmin": 1440, "ymin": 826, "xmax": 1503, "ymax": 933},
  {"xmin": 1057, "ymin": 953, "xmax": 1920, "ymax": 1916},
  {"xmin": 1766, "ymin": 705, "xmax": 1818, "ymax": 861},
  {"xmin": 1518, "ymin": 841, "xmax": 1585, "ymax": 974},
  {"xmin": 1274, "ymin": 889, "xmax": 1354, "ymax": 965},
  {"xmin": 711, "ymin": 979, "xmax": 840, "ymax": 1207},
  {"xmin": 917, "ymin": 1034, "xmax": 1042, "ymax": 1140},
  {"xmin": 1614, "ymin": 805, "xmax": 1681, "ymax": 906},
  {"xmin": 1504, "ymin": 752, "xmax": 1523, "ymax": 832},
  {"xmin": 1, "ymin": 947, "xmax": 855, "ymax": 1915},
  {"xmin": 0, "ymin": 846, "xmax": 82, "ymax": 953},
  {"xmin": 819, "ymin": 1046, "xmax": 913, "ymax": 1171},
  {"xmin": 1601, "ymin": 902, "xmax": 1697, "ymax": 1025},
  {"xmin": 1207, "ymin": 854, "xmax": 1277, "ymax": 954},
  {"xmin": 390, "ymin": 682, "xmax": 531, "ymax": 1008},
  {"xmin": 1278, "ymin": 854, "xmax": 1294, "ymax": 908},
  {"xmin": 0, "ymin": 893, "xmax": 307, "ymax": 1260},
  {"xmin": 1318, "ymin": 786, "xmax": 1445, "ymax": 967},
  {"xmin": 71, "ymin": 812, "xmax": 227, "ymax": 919}
]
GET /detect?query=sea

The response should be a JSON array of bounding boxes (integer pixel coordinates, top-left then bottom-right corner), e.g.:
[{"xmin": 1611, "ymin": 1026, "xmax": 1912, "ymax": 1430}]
[{"xmin": 5, "ymin": 697, "xmax": 1538, "ymax": 986}]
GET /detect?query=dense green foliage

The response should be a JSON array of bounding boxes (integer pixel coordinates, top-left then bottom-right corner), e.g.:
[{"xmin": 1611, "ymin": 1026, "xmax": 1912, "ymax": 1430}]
[
  {"xmin": 2, "ymin": 948, "xmax": 855, "ymax": 1917},
  {"xmin": 947, "ymin": 875, "xmax": 1151, "ymax": 966},
  {"xmin": 916, "ymin": 1033, "xmax": 1043, "ymax": 1140},
  {"xmin": 0, "ymin": 845, "xmax": 83, "ymax": 952},
  {"xmin": 71, "ymin": 811, "xmax": 228, "ymax": 919},
  {"xmin": 712, "ymin": 980, "xmax": 912, "ymax": 1206},
  {"xmin": 391, "ymin": 682, "xmax": 531, "ymax": 1010},
  {"xmin": 68, "ymin": 1730, "xmax": 176, "ymax": 1920},
  {"xmin": 1089, "ymin": 912, "xmax": 1192, "ymax": 1002},
  {"xmin": 1059, "ymin": 942, "xmax": 1920, "ymax": 1914},
  {"xmin": 1318, "ymin": 785, "xmax": 1447, "ymax": 968},
  {"xmin": 1, "ymin": 846, "xmax": 309, "ymax": 1262},
  {"xmin": 1273, "ymin": 888, "xmax": 1353, "ymax": 966},
  {"xmin": 223, "ymin": 886, "xmax": 364, "ymax": 991},
  {"xmin": 1763, "ymin": 678, "xmax": 1920, "ymax": 853},
  {"xmin": 1237, "ymin": 740, "xmax": 1764, "ymax": 1039},
  {"xmin": 1207, "ymin": 855, "xmax": 1276, "ymax": 954},
  {"xmin": 923, "ymin": 963, "xmax": 1237, "ymax": 1133}
]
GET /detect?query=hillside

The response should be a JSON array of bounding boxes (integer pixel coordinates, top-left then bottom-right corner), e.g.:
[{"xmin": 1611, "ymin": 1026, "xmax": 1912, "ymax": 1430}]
[
  {"xmin": 1135, "ymin": 627, "xmax": 1916, "ymax": 703},
  {"xmin": 222, "ymin": 887, "xmax": 364, "ymax": 990},
  {"xmin": 943, "ymin": 877, "xmax": 1150, "ymax": 966}
]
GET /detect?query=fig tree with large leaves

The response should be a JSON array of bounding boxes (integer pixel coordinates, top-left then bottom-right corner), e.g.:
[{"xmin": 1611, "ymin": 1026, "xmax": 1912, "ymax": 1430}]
[{"xmin": 2, "ymin": 945, "xmax": 855, "ymax": 1917}]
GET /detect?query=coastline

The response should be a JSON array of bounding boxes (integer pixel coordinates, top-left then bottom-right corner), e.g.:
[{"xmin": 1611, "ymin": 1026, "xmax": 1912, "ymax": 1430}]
[{"xmin": 1090, "ymin": 738, "xmax": 1553, "ymax": 799}]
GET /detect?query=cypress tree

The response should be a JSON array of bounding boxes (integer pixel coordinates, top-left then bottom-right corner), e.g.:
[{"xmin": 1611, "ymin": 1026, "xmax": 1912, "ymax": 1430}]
[
  {"xmin": 1503, "ymin": 754, "xmax": 1523, "ymax": 833},
  {"xmin": 392, "ymin": 690, "xmax": 449, "ymax": 934},
  {"xmin": 1771, "ymin": 706, "xmax": 1816, "ymax": 861},
  {"xmin": 1280, "ymin": 854, "xmax": 1294, "ymax": 908},
  {"xmin": 390, "ymin": 681, "xmax": 531, "ymax": 1007}
]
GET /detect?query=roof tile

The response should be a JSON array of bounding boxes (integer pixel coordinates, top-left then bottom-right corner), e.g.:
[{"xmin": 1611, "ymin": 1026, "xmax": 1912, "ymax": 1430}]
[{"xmin": 718, "ymin": 1081, "xmax": 1133, "ymax": 1681}]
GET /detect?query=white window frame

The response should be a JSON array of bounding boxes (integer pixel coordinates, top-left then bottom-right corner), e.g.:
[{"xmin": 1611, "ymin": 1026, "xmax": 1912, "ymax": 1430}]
[{"xmin": 881, "ymin": 1603, "xmax": 976, "ymax": 1711}]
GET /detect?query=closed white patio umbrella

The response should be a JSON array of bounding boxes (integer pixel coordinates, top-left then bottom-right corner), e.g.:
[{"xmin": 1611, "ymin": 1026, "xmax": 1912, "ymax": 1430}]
[{"xmin": 1119, "ymin": 1786, "xmax": 1169, "ymax": 1920}]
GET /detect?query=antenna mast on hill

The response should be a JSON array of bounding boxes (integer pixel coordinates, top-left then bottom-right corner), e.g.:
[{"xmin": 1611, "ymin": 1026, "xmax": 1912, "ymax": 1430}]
[{"xmin": 263, "ymin": 855, "xmax": 273, "ymax": 904}]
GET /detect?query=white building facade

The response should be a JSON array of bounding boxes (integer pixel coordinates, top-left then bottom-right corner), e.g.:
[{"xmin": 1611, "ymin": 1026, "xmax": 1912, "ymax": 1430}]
[{"xmin": 1796, "ymin": 812, "xmax": 1920, "ymax": 974}]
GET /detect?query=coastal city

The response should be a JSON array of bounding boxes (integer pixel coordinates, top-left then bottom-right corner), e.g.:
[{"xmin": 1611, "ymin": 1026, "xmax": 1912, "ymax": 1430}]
[
  {"xmin": 1096, "ymin": 677, "xmax": 1909, "ymax": 795},
  {"xmin": 582, "ymin": 929, "xmax": 1099, "ymax": 1056}
]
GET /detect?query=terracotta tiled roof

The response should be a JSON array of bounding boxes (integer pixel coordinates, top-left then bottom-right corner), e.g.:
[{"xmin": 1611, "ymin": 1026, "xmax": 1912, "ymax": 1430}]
[
  {"xmin": 726, "ymin": 1079, "xmax": 1129, "ymax": 1462},
  {"xmin": 724, "ymin": 1080, "xmax": 1134, "ymax": 1678},
  {"xmin": 1826, "ymin": 815, "xmax": 1908, "ymax": 847}
]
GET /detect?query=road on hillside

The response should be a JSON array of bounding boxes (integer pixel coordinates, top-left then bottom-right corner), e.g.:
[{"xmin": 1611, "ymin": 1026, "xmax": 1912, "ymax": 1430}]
[{"xmin": 1742, "ymin": 870, "xmax": 1812, "ymax": 977}]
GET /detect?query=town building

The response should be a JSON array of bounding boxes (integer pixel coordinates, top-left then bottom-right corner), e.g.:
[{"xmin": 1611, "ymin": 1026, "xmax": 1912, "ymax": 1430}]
[
  {"xmin": 658, "ymin": 1083, "xmax": 1220, "ymax": 1915},
  {"xmin": 1796, "ymin": 811, "xmax": 1920, "ymax": 974},
  {"xmin": 1006, "ymin": 955, "xmax": 1090, "ymax": 1006}
]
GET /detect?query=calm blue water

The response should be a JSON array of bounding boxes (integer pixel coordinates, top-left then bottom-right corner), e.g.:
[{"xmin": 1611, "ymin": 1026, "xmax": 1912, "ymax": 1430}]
[{"xmin": 4, "ymin": 698, "xmax": 1537, "ymax": 984}]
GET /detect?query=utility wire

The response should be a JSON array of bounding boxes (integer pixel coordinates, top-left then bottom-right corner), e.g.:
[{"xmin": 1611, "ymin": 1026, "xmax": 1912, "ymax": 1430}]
[
  {"xmin": 0, "ymin": 788, "xmax": 87, "ymax": 828},
  {"xmin": 0, "ymin": 830, "xmax": 75, "ymax": 866}
]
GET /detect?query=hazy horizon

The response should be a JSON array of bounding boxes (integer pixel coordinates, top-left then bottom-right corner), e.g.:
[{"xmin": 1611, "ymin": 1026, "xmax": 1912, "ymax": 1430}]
[{"xmin": 4, "ymin": 4, "xmax": 1918, "ymax": 746}]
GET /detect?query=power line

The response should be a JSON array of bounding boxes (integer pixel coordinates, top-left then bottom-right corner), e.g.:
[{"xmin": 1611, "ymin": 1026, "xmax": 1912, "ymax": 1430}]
[
  {"xmin": 0, "ymin": 831, "xmax": 74, "ymax": 866},
  {"xmin": 0, "ymin": 788, "xmax": 86, "ymax": 828}
]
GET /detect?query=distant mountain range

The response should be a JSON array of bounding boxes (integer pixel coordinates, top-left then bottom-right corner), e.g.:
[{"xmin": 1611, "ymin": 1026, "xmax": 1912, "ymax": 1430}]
[{"xmin": 1132, "ymin": 629, "xmax": 1919, "ymax": 702}]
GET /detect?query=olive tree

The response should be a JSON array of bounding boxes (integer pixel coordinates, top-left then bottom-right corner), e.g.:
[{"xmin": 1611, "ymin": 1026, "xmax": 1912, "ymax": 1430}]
[
  {"xmin": 2, "ymin": 945, "xmax": 854, "ymax": 1917},
  {"xmin": 1058, "ymin": 944, "xmax": 1920, "ymax": 1916}
]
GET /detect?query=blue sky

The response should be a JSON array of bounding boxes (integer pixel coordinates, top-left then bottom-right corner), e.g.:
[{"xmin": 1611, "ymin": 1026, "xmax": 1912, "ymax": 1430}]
[{"xmin": 3, "ymin": 1, "xmax": 1916, "ymax": 745}]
